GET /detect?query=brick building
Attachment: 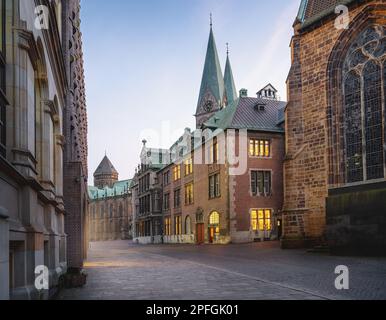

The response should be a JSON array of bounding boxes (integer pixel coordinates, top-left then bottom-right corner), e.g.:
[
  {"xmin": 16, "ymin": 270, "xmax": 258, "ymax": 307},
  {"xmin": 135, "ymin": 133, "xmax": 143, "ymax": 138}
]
[
  {"xmin": 88, "ymin": 156, "xmax": 133, "ymax": 242},
  {"xmin": 132, "ymin": 24, "xmax": 286, "ymax": 245},
  {"xmin": 0, "ymin": 0, "xmax": 87, "ymax": 300},
  {"xmin": 282, "ymin": 0, "xmax": 386, "ymax": 253}
]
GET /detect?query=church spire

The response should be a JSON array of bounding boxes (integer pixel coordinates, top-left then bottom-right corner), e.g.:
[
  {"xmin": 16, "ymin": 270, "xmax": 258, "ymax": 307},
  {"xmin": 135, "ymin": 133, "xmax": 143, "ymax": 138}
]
[
  {"xmin": 195, "ymin": 18, "xmax": 226, "ymax": 127},
  {"xmin": 224, "ymin": 43, "xmax": 237, "ymax": 104}
]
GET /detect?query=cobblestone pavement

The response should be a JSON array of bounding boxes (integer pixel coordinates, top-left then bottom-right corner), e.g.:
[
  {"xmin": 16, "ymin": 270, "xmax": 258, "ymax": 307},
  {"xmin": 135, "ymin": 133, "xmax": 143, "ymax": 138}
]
[{"xmin": 58, "ymin": 241, "xmax": 386, "ymax": 300}]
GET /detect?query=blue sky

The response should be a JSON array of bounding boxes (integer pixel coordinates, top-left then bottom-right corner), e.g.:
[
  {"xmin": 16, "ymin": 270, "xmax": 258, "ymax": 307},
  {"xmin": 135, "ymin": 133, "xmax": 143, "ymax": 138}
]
[{"xmin": 81, "ymin": 0, "xmax": 300, "ymax": 183}]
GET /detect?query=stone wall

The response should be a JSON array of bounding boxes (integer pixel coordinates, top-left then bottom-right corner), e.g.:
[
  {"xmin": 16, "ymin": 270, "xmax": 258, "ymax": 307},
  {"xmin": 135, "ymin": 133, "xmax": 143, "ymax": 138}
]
[{"xmin": 282, "ymin": 0, "xmax": 385, "ymax": 249}]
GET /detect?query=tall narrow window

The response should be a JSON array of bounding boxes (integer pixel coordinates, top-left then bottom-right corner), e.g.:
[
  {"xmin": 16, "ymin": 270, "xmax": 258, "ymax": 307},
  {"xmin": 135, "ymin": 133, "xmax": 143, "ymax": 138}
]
[
  {"xmin": 363, "ymin": 61, "xmax": 383, "ymax": 180},
  {"xmin": 342, "ymin": 25, "xmax": 385, "ymax": 183},
  {"xmin": 344, "ymin": 72, "xmax": 363, "ymax": 182}
]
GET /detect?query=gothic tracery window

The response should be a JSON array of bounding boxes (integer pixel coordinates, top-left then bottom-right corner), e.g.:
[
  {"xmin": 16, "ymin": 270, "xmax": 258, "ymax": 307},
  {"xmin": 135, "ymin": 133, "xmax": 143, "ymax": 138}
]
[{"xmin": 343, "ymin": 25, "xmax": 386, "ymax": 183}]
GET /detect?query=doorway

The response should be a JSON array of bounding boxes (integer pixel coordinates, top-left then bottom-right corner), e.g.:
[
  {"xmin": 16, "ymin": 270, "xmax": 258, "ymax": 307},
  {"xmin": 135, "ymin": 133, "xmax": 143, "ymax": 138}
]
[
  {"xmin": 196, "ymin": 223, "xmax": 204, "ymax": 244},
  {"xmin": 208, "ymin": 211, "xmax": 220, "ymax": 244}
]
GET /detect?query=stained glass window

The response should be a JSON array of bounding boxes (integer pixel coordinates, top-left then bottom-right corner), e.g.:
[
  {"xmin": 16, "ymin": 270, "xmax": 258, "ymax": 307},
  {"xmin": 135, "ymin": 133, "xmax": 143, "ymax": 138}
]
[{"xmin": 343, "ymin": 25, "xmax": 385, "ymax": 183}]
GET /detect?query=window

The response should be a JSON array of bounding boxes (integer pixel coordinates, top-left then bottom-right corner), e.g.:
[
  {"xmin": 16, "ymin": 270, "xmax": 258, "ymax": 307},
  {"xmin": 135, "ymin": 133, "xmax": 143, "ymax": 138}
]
[
  {"xmin": 185, "ymin": 216, "xmax": 192, "ymax": 235},
  {"xmin": 249, "ymin": 139, "xmax": 271, "ymax": 157},
  {"xmin": 251, "ymin": 209, "xmax": 272, "ymax": 231},
  {"xmin": 251, "ymin": 171, "xmax": 272, "ymax": 196},
  {"xmin": 210, "ymin": 138, "xmax": 219, "ymax": 163},
  {"xmin": 174, "ymin": 189, "xmax": 181, "ymax": 208},
  {"xmin": 184, "ymin": 157, "xmax": 193, "ymax": 176},
  {"xmin": 185, "ymin": 183, "xmax": 194, "ymax": 205},
  {"xmin": 164, "ymin": 217, "xmax": 171, "ymax": 236},
  {"xmin": 173, "ymin": 165, "xmax": 181, "ymax": 181},
  {"xmin": 163, "ymin": 193, "xmax": 170, "ymax": 211},
  {"xmin": 174, "ymin": 215, "xmax": 182, "ymax": 235},
  {"xmin": 209, "ymin": 173, "xmax": 221, "ymax": 199},
  {"xmin": 0, "ymin": 0, "xmax": 6, "ymax": 157},
  {"xmin": 209, "ymin": 211, "xmax": 220, "ymax": 236},
  {"xmin": 163, "ymin": 171, "xmax": 170, "ymax": 186},
  {"xmin": 343, "ymin": 25, "xmax": 385, "ymax": 183}
]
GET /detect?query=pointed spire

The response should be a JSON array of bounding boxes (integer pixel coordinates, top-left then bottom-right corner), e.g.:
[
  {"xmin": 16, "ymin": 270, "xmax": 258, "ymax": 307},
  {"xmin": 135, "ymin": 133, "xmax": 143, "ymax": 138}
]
[
  {"xmin": 196, "ymin": 21, "xmax": 225, "ymax": 115},
  {"xmin": 224, "ymin": 43, "xmax": 237, "ymax": 104}
]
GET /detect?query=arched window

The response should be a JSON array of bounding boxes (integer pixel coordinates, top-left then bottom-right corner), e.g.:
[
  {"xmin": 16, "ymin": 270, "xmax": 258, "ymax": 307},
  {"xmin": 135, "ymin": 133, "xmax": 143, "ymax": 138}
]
[
  {"xmin": 209, "ymin": 211, "xmax": 220, "ymax": 226},
  {"xmin": 343, "ymin": 25, "xmax": 385, "ymax": 183},
  {"xmin": 185, "ymin": 216, "xmax": 192, "ymax": 235}
]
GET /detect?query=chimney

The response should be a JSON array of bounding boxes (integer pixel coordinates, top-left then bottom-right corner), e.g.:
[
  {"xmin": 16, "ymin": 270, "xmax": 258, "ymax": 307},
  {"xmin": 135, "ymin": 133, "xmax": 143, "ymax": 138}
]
[{"xmin": 239, "ymin": 89, "xmax": 248, "ymax": 98}]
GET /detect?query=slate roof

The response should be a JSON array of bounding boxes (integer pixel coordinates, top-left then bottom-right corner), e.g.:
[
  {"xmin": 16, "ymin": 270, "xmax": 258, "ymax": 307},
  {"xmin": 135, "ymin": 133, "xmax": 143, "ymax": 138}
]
[
  {"xmin": 204, "ymin": 97, "xmax": 286, "ymax": 133},
  {"xmin": 94, "ymin": 155, "xmax": 118, "ymax": 177},
  {"xmin": 88, "ymin": 179, "xmax": 132, "ymax": 201},
  {"xmin": 297, "ymin": 0, "xmax": 359, "ymax": 28}
]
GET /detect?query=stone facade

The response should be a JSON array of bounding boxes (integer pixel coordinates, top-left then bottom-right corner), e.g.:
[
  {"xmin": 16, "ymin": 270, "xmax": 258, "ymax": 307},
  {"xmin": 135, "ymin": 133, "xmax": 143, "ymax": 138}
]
[
  {"xmin": 62, "ymin": 0, "xmax": 89, "ymax": 271},
  {"xmin": 282, "ymin": 0, "xmax": 386, "ymax": 253},
  {"xmin": 0, "ymin": 0, "xmax": 87, "ymax": 300},
  {"xmin": 88, "ymin": 156, "xmax": 133, "ymax": 242}
]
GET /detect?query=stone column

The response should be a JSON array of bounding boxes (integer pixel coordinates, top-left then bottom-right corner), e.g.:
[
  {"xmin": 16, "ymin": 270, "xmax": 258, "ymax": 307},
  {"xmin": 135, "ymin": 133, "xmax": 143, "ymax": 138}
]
[{"xmin": 0, "ymin": 207, "xmax": 9, "ymax": 300}]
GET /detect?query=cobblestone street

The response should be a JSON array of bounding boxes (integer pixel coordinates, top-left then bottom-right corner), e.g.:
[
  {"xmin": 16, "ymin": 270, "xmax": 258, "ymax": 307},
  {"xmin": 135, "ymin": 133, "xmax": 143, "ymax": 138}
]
[{"xmin": 58, "ymin": 241, "xmax": 386, "ymax": 300}]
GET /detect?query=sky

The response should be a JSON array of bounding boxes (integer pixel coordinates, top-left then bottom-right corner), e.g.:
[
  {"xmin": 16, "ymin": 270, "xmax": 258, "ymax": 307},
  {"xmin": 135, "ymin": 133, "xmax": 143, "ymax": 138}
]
[{"xmin": 81, "ymin": 0, "xmax": 300, "ymax": 183}]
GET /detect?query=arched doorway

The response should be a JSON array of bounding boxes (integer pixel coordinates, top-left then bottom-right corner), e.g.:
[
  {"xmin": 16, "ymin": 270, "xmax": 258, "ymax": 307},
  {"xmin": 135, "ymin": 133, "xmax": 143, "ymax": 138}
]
[{"xmin": 208, "ymin": 211, "xmax": 220, "ymax": 243}]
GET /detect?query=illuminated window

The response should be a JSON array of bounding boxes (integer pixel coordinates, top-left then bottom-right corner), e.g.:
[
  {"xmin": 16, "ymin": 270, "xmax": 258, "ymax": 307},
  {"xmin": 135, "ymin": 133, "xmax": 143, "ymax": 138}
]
[
  {"xmin": 251, "ymin": 171, "xmax": 272, "ymax": 196},
  {"xmin": 251, "ymin": 209, "xmax": 272, "ymax": 231},
  {"xmin": 184, "ymin": 183, "xmax": 194, "ymax": 205},
  {"xmin": 173, "ymin": 165, "xmax": 181, "ymax": 181},
  {"xmin": 249, "ymin": 139, "xmax": 271, "ymax": 157},
  {"xmin": 209, "ymin": 211, "xmax": 220, "ymax": 225},
  {"xmin": 164, "ymin": 217, "xmax": 171, "ymax": 236},
  {"xmin": 209, "ymin": 211, "xmax": 220, "ymax": 235},
  {"xmin": 174, "ymin": 215, "xmax": 182, "ymax": 235},
  {"xmin": 184, "ymin": 157, "xmax": 193, "ymax": 176}
]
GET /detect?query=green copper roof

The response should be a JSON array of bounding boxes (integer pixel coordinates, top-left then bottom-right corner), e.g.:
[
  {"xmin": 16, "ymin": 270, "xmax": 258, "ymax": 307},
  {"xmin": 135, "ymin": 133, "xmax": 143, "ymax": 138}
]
[
  {"xmin": 88, "ymin": 179, "xmax": 132, "ymax": 201},
  {"xmin": 197, "ymin": 27, "xmax": 225, "ymax": 112},
  {"xmin": 204, "ymin": 98, "xmax": 239, "ymax": 130},
  {"xmin": 224, "ymin": 55, "xmax": 237, "ymax": 105}
]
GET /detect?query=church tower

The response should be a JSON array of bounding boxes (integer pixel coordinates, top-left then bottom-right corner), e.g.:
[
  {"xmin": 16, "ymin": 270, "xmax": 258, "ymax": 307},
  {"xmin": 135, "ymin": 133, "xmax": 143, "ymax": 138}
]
[
  {"xmin": 93, "ymin": 155, "xmax": 119, "ymax": 189},
  {"xmin": 224, "ymin": 45, "xmax": 237, "ymax": 105},
  {"xmin": 195, "ymin": 21, "xmax": 226, "ymax": 128}
]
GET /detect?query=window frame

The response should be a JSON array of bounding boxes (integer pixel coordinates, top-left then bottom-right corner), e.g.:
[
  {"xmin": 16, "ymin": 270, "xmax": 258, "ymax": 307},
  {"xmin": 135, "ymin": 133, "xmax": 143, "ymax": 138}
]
[
  {"xmin": 251, "ymin": 170, "xmax": 272, "ymax": 196},
  {"xmin": 249, "ymin": 139, "xmax": 271, "ymax": 158}
]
